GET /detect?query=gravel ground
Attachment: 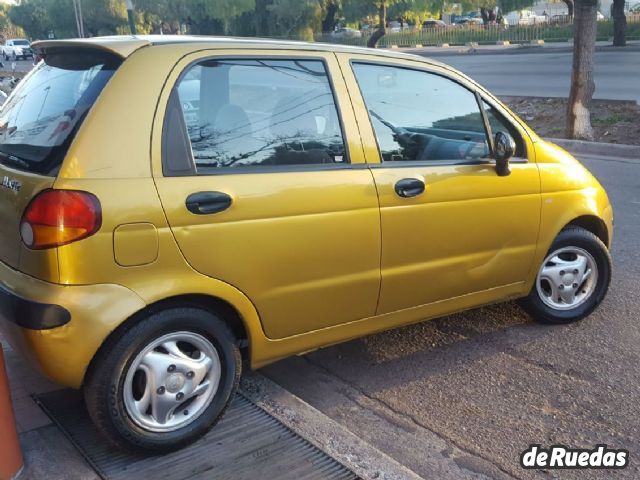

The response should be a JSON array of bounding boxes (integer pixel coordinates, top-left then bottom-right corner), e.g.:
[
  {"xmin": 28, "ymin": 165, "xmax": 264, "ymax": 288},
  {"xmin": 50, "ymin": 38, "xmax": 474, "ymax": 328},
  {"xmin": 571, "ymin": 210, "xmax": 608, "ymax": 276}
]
[{"xmin": 503, "ymin": 96, "xmax": 640, "ymax": 146}]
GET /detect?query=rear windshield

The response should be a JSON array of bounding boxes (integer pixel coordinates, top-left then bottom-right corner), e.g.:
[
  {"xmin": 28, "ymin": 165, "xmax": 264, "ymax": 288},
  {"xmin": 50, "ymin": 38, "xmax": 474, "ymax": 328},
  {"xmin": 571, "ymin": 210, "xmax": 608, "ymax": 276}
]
[{"xmin": 0, "ymin": 49, "xmax": 121, "ymax": 176}]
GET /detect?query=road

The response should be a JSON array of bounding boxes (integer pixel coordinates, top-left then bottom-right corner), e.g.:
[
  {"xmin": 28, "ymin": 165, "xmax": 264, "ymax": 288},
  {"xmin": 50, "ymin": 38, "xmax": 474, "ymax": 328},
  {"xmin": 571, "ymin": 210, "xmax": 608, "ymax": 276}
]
[
  {"xmin": 264, "ymin": 152, "xmax": 640, "ymax": 479},
  {"xmin": 424, "ymin": 50, "xmax": 640, "ymax": 102}
]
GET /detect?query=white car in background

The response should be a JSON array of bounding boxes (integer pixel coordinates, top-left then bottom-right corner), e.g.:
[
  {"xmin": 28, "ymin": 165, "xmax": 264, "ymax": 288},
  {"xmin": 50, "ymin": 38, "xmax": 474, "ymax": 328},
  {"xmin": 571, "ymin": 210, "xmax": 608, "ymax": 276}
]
[
  {"xmin": 506, "ymin": 10, "xmax": 549, "ymax": 25},
  {"xmin": 331, "ymin": 27, "xmax": 362, "ymax": 38},
  {"xmin": 2, "ymin": 39, "xmax": 34, "ymax": 61}
]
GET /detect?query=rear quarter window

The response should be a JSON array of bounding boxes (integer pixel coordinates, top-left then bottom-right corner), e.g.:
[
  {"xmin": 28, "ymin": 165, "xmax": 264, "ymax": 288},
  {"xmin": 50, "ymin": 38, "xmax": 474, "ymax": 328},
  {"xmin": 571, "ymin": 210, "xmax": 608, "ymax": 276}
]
[{"xmin": 0, "ymin": 49, "xmax": 121, "ymax": 176}]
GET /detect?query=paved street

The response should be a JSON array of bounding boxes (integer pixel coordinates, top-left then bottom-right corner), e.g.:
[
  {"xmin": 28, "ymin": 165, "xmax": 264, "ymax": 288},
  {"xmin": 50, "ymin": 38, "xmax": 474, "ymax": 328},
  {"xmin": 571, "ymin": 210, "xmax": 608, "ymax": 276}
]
[
  {"xmin": 419, "ymin": 50, "xmax": 640, "ymax": 102},
  {"xmin": 264, "ymin": 152, "xmax": 640, "ymax": 479}
]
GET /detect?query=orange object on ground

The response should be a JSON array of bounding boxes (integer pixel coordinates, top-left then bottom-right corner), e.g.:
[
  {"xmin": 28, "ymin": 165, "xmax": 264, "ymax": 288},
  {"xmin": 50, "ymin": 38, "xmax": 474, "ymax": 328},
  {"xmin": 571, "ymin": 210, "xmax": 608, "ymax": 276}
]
[{"xmin": 0, "ymin": 345, "xmax": 23, "ymax": 480}]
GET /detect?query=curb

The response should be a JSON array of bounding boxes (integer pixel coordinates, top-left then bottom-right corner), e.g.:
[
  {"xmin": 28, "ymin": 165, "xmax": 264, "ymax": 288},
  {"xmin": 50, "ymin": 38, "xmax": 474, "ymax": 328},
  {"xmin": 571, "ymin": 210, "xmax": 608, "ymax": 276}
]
[
  {"xmin": 547, "ymin": 138, "xmax": 640, "ymax": 160},
  {"xmin": 240, "ymin": 371, "xmax": 424, "ymax": 480}
]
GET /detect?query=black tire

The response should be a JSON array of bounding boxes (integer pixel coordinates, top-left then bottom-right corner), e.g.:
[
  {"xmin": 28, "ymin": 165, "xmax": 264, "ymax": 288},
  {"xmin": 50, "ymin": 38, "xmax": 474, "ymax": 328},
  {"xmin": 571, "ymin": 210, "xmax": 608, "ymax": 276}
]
[
  {"xmin": 84, "ymin": 307, "xmax": 241, "ymax": 453},
  {"xmin": 519, "ymin": 226, "xmax": 611, "ymax": 324}
]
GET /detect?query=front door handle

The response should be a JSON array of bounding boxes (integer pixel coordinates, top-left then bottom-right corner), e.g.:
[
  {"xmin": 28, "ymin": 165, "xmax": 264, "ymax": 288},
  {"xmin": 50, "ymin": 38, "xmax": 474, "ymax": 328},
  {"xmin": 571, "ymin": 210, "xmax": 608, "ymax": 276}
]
[
  {"xmin": 395, "ymin": 178, "xmax": 425, "ymax": 198},
  {"xmin": 186, "ymin": 191, "xmax": 232, "ymax": 215}
]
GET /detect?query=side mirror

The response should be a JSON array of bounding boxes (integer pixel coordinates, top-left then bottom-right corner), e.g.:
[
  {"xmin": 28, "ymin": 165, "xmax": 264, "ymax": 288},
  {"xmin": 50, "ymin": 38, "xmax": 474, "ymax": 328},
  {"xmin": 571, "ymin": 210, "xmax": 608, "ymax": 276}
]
[{"xmin": 493, "ymin": 131, "xmax": 515, "ymax": 177}]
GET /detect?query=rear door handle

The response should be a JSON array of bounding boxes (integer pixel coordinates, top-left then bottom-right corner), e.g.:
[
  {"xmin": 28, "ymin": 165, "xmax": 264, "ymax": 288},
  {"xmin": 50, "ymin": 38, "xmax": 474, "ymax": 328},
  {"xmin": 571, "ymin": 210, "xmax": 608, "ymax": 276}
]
[
  {"xmin": 186, "ymin": 191, "xmax": 232, "ymax": 215},
  {"xmin": 394, "ymin": 178, "xmax": 425, "ymax": 198}
]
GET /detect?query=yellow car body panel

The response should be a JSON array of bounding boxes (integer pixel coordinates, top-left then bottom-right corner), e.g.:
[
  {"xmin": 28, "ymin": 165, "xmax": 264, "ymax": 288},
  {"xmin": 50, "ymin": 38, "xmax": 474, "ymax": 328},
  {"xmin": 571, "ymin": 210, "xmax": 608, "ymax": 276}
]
[
  {"xmin": 0, "ymin": 37, "xmax": 613, "ymax": 389},
  {"xmin": 335, "ymin": 52, "xmax": 542, "ymax": 314}
]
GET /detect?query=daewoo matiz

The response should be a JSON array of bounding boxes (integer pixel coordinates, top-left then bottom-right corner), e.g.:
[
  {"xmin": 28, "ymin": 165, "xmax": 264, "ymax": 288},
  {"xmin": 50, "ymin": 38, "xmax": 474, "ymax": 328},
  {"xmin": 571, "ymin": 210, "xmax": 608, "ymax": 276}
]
[{"xmin": 0, "ymin": 36, "xmax": 613, "ymax": 452}]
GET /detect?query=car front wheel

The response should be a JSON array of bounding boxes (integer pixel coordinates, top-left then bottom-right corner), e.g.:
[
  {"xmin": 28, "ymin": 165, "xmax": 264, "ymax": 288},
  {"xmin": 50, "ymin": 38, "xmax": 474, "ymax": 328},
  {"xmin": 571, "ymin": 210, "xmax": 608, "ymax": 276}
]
[
  {"xmin": 84, "ymin": 307, "xmax": 241, "ymax": 453},
  {"xmin": 520, "ymin": 226, "xmax": 611, "ymax": 324}
]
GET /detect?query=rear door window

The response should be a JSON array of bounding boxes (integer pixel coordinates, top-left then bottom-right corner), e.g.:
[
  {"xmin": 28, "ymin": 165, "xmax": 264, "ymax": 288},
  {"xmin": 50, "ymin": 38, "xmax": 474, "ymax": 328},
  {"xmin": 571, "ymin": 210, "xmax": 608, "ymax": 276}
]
[
  {"xmin": 167, "ymin": 58, "xmax": 348, "ymax": 174},
  {"xmin": 0, "ymin": 49, "xmax": 120, "ymax": 176}
]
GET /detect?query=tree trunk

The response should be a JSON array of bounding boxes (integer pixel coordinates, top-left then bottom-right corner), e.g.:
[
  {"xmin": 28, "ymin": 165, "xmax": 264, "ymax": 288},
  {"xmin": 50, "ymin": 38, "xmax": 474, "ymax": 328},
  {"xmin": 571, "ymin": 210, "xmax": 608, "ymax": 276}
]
[
  {"xmin": 611, "ymin": 0, "xmax": 627, "ymax": 46},
  {"xmin": 255, "ymin": 0, "xmax": 272, "ymax": 36},
  {"xmin": 566, "ymin": 0, "xmax": 598, "ymax": 140},
  {"xmin": 322, "ymin": 1, "xmax": 338, "ymax": 33},
  {"xmin": 563, "ymin": 0, "xmax": 574, "ymax": 17},
  {"xmin": 367, "ymin": 0, "xmax": 386, "ymax": 48},
  {"xmin": 480, "ymin": 7, "xmax": 490, "ymax": 24}
]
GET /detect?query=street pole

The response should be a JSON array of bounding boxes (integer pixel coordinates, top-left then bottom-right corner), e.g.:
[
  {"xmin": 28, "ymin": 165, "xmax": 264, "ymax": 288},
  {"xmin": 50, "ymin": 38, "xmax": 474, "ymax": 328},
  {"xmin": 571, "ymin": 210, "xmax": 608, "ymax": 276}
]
[{"xmin": 126, "ymin": 0, "xmax": 137, "ymax": 35}]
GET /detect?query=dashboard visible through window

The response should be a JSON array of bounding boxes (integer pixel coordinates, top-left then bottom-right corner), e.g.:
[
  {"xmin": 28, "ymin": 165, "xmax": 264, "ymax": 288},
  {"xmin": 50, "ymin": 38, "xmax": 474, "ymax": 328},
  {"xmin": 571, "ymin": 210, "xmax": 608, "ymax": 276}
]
[{"xmin": 351, "ymin": 62, "xmax": 524, "ymax": 164}]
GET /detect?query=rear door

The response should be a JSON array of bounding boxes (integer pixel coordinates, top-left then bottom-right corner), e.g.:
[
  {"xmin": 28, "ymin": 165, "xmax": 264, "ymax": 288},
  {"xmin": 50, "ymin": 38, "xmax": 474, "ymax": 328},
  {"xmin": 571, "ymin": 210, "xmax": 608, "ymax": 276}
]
[
  {"xmin": 153, "ymin": 50, "xmax": 381, "ymax": 340},
  {"xmin": 0, "ymin": 48, "xmax": 120, "ymax": 275}
]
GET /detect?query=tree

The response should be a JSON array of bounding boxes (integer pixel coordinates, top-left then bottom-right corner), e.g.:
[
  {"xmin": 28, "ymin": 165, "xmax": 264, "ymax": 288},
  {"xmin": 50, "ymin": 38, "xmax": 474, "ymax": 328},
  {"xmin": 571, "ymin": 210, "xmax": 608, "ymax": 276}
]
[
  {"xmin": 566, "ymin": 0, "xmax": 598, "ymax": 140},
  {"xmin": 367, "ymin": 0, "xmax": 387, "ymax": 48},
  {"xmin": 267, "ymin": 0, "xmax": 321, "ymax": 39},
  {"xmin": 320, "ymin": 0, "xmax": 340, "ymax": 32},
  {"xmin": 611, "ymin": 0, "xmax": 626, "ymax": 46},
  {"xmin": 563, "ymin": 0, "xmax": 574, "ymax": 17}
]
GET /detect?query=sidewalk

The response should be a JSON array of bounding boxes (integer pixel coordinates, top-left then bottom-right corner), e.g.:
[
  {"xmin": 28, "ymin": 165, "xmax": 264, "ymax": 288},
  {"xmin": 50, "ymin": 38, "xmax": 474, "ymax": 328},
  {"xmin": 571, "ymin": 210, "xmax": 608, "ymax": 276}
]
[
  {"xmin": 1, "ymin": 337, "xmax": 99, "ymax": 480},
  {"xmin": 0, "ymin": 332, "xmax": 421, "ymax": 480}
]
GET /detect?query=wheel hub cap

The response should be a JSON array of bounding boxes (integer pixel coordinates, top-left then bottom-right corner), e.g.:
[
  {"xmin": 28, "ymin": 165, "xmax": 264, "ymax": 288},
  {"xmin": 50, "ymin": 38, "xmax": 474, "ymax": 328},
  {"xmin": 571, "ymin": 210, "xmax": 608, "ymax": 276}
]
[
  {"xmin": 536, "ymin": 246, "xmax": 598, "ymax": 311},
  {"xmin": 165, "ymin": 373, "xmax": 186, "ymax": 393},
  {"xmin": 123, "ymin": 331, "xmax": 221, "ymax": 432}
]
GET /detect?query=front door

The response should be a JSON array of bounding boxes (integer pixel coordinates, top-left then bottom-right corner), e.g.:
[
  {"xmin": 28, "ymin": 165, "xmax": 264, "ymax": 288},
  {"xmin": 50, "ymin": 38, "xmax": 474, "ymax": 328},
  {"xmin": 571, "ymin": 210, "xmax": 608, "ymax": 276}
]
[
  {"xmin": 154, "ymin": 51, "xmax": 381, "ymax": 339},
  {"xmin": 339, "ymin": 55, "xmax": 541, "ymax": 314}
]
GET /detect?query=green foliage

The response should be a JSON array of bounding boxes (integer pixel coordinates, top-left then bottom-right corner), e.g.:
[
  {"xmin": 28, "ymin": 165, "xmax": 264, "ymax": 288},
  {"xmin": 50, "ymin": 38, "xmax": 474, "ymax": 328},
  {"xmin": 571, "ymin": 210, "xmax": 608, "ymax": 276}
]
[
  {"xmin": 268, "ymin": 0, "xmax": 322, "ymax": 38},
  {"xmin": 4, "ymin": 0, "xmax": 610, "ymax": 42},
  {"xmin": 496, "ymin": 0, "xmax": 536, "ymax": 14},
  {"xmin": 8, "ymin": 0, "xmax": 125, "ymax": 39}
]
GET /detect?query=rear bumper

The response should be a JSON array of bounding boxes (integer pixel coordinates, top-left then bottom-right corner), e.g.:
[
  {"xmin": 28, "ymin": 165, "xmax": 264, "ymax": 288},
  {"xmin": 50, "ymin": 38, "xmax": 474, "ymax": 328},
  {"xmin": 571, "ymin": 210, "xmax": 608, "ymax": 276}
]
[
  {"xmin": 0, "ymin": 260, "xmax": 146, "ymax": 388},
  {"xmin": 0, "ymin": 284, "xmax": 70, "ymax": 330}
]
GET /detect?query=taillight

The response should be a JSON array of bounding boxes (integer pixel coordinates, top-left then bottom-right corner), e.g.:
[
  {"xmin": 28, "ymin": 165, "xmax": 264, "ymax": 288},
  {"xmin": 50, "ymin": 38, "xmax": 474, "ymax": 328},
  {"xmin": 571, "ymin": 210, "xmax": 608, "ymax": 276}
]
[{"xmin": 20, "ymin": 189, "xmax": 102, "ymax": 249}]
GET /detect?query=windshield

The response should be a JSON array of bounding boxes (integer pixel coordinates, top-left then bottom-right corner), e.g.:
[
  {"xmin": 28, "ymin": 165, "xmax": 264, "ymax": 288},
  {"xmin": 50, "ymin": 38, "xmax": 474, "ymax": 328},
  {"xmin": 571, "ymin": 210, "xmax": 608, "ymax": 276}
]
[
  {"xmin": 0, "ymin": 49, "xmax": 120, "ymax": 175},
  {"xmin": 13, "ymin": 40, "xmax": 29, "ymax": 46}
]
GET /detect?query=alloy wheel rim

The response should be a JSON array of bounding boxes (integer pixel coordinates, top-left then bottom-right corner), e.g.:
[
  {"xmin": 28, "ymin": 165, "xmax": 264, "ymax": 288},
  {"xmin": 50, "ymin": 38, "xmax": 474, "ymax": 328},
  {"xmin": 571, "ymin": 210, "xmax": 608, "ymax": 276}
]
[
  {"xmin": 536, "ymin": 246, "xmax": 598, "ymax": 311},
  {"xmin": 123, "ymin": 331, "xmax": 221, "ymax": 432}
]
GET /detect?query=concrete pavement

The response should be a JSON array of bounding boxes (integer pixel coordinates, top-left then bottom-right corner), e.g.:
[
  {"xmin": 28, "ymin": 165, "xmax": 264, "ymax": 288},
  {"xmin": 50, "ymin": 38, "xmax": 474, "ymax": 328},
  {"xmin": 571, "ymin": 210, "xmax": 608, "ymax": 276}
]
[{"xmin": 264, "ymin": 152, "xmax": 640, "ymax": 479}]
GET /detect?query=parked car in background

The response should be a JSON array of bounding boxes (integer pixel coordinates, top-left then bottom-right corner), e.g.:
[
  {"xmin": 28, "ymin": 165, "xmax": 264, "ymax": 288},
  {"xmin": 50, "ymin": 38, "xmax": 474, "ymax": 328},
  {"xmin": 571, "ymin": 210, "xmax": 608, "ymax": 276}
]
[
  {"xmin": 0, "ymin": 35, "xmax": 613, "ymax": 455},
  {"xmin": 596, "ymin": 11, "xmax": 606, "ymax": 20},
  {"xmin": 422, "ymin": 19, "xmax": 446, "ymax": 29},
  {"xmin": 455, "ymin": 17, "xmax": 484, "ymax": 27},
  {"xmin": 550, "ymin": 13, "xmax": 570, "ymax": 24},
  {"xmin": 387, "ymin": 20, "xmax": 413, "ymax": 32},
  {"xmin": 2, "ymin": 39, "xmax": 33, "ymax": 60},
  {"xmin": 506, "ymin": 9, "xmax": 548, "ymax": 26},
  {"xmin": 332, "ymin": 27, "xmax": 362, "ymax": 38}
]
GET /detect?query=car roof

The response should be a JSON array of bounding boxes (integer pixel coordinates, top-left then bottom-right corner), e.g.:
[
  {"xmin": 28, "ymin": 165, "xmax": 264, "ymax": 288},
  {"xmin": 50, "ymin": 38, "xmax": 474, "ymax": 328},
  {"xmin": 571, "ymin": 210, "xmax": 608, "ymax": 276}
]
[{"xmin": 32, "ymin": 34, "xmax": 445, "ymax": 67}]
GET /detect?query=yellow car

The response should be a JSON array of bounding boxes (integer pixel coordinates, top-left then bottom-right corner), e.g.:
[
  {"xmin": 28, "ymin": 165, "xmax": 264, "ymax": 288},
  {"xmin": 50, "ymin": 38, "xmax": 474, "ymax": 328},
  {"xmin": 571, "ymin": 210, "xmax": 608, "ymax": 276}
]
[{"xmin": 0, "ymin": 36, "xmax": 612, "ymax": 452}]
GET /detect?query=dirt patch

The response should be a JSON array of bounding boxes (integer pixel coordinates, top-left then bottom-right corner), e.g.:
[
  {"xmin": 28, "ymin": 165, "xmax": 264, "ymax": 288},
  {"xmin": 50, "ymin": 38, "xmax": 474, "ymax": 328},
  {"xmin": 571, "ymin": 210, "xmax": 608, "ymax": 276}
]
[{"xmin": 502, "ymin": 96, "xmax": 640, "ymax": 146}]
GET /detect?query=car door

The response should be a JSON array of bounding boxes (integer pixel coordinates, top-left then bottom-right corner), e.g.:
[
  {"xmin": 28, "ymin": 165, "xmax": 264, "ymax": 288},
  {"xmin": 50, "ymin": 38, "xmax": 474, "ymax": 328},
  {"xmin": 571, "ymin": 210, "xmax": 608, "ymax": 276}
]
[
  {"xmin": 152, "ymin": 50, "xmax": 381, "ymax": 339},
  {"xmin": 338, "ymin": 54, "xmax": 541, "ymax": 315}
]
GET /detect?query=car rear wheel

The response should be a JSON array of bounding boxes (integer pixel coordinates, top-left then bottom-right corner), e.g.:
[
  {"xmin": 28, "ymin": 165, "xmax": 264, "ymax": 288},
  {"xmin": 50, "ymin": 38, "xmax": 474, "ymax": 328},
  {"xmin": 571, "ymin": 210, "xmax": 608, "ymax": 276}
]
[
  {"xmin": 520, "ymin": 226, "xmax": 611, "ymax": 324},
  {"xmin": 84, "ymin": 307, "xmax": 241, "ymax": 453}
]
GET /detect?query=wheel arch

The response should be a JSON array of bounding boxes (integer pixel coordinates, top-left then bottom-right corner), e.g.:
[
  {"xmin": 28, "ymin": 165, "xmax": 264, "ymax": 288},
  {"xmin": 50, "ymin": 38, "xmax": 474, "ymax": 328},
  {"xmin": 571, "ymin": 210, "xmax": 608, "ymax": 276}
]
[
  {"xmin": 565, "ymin": 214, "xmax": 609, "ymax": 247},
  {"xmin": 83, "ymin": 291, "xmax": 259, "ymax": 389}
]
